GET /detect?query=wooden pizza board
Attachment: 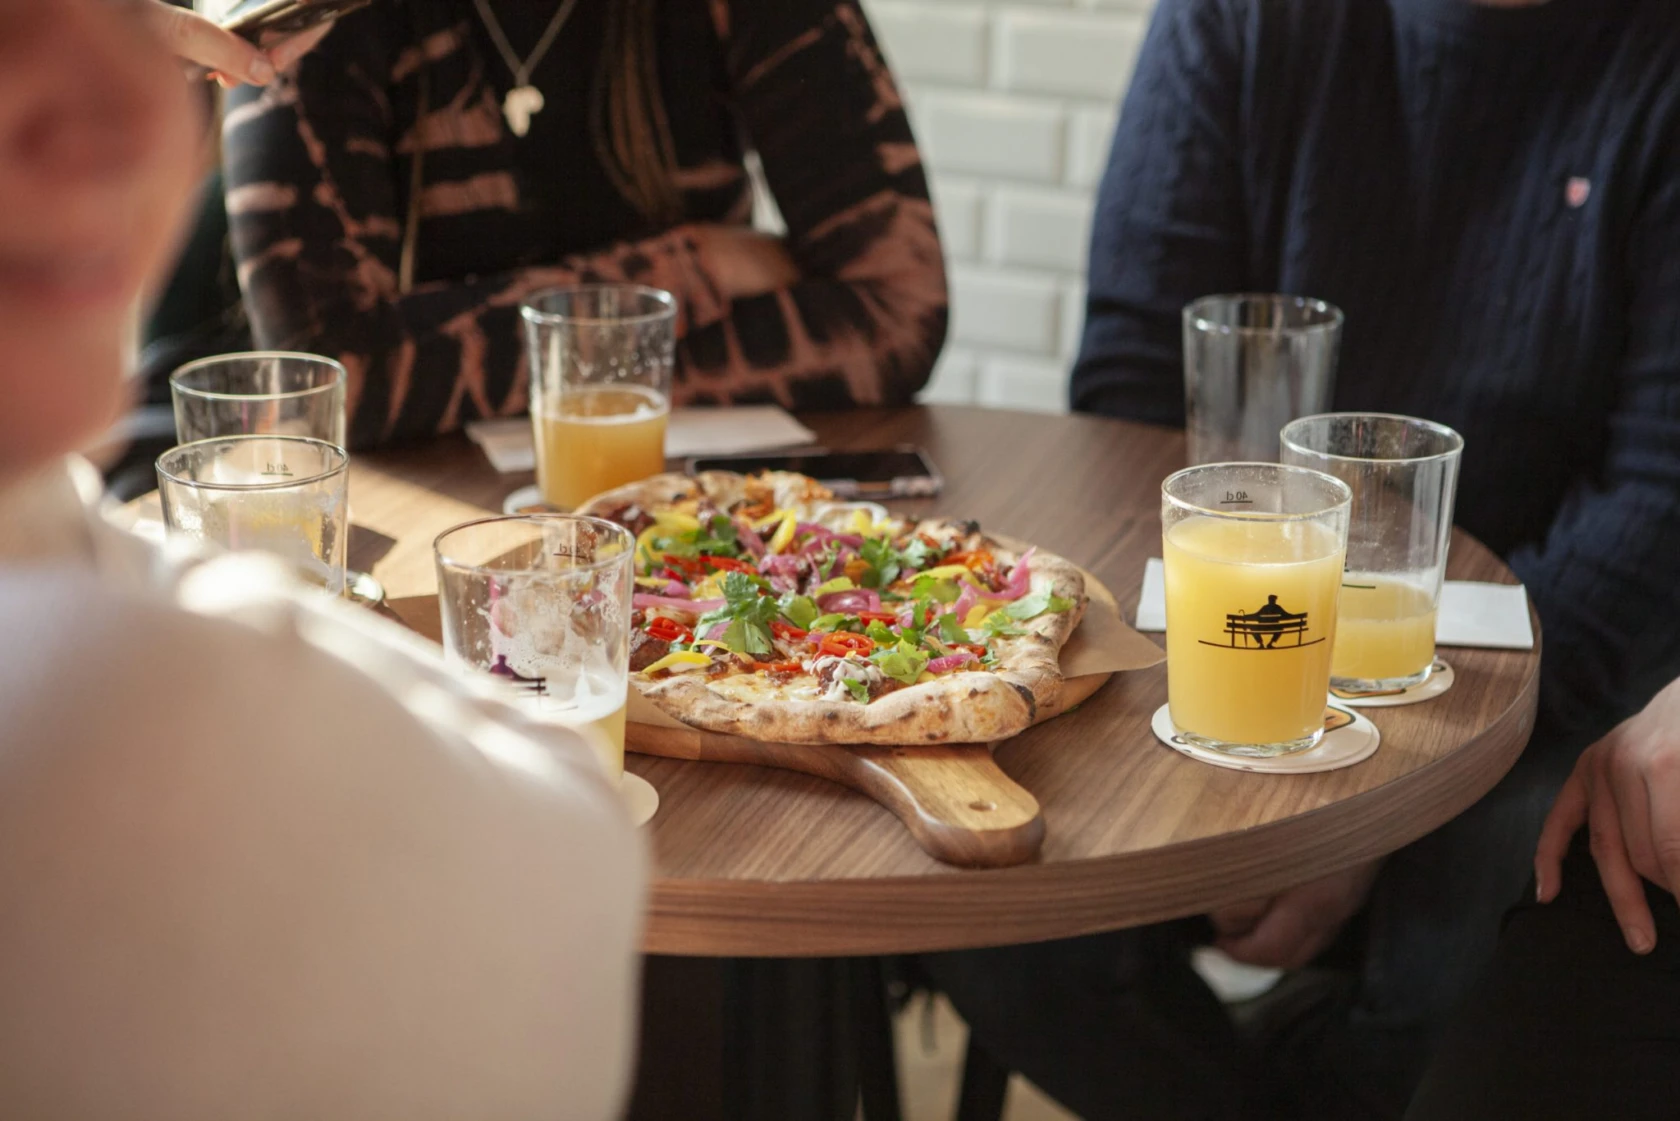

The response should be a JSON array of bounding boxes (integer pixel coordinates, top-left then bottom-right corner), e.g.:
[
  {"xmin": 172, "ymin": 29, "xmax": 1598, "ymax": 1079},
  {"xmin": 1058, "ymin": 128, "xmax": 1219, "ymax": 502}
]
[{"xmin": 627, "ymin": 571, "xmax": 1128, "ymax": 869}]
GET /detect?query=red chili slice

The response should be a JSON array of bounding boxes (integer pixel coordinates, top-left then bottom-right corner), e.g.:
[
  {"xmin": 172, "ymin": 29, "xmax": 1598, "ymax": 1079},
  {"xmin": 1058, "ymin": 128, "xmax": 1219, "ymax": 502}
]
[
  {"xmin": 818, "ymin": 632, "xmax": 875, "ymax": 658},
  {"xmin": 701, "ymin": 555, "xmax": 755, "ymax": 574},
  {"xmin": 770, "ymin": 620, "xmax": 808, "ymax": 640},
  {"xmin": 645, "ymin": 617, "xmax": 693, "ymax": 644}
]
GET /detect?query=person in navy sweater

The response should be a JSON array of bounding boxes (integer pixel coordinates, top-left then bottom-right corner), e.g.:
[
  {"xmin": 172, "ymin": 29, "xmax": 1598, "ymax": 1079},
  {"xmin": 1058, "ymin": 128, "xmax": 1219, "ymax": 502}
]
[{"xmin": 924, "ymin": 0, "xmax": 1680, "ymax": 1117}]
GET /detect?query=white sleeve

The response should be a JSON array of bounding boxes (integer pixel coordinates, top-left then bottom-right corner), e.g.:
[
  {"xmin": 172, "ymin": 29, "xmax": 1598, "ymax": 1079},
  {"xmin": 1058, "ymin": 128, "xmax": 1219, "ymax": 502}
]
[{"xmin": 0, "ymin": 574, "xmax": 647, "ymax": 1121}]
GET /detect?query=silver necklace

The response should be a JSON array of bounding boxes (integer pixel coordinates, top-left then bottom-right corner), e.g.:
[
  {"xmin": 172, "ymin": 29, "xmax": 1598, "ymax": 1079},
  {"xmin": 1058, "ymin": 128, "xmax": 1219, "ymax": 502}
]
[{"xmin": 470, "ymin": 0, "xmax": 583, "ymax": 137}]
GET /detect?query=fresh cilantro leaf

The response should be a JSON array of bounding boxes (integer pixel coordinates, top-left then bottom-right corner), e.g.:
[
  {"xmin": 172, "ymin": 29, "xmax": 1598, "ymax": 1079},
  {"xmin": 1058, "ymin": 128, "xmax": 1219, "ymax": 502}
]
[
  {"xmin": 912, "ymin": 575, "xmax": 960, "ymax": 603},
  {"xmin": 724, "ymin": 618, "xmax": 773, "ymax": 655},
  {"xmin": 937, "ymin": 612, "xmax": 968, "ymax": 644},
  {"xmin": 869, "ymin": 641, "xmax": 930, "ymax": 686},
  {"xmin": 900, "ymin": 538, "xmax": 935, "ymax": 572},
  {"xmin": 858, "ymin": 537, "xmax": 901, "ymax": 589},
  {"xmin": 980, "ymin": 648, "xmax": 1000, "ymax": 668},
  {"xmin": 778, "ymin": 594, "xmax": 819, "ymax": 629},
  {"xmin": 981, "ymin": 613, "xmax": 1027, "ymax": 638},
  {"xmin": 689, "ymin": 515, "xmax": 739, "ymax": 555},
  {"xmin": 865, "ymin": 620, "xmax": 898, "ymax": 646},
  {"xmin": 723, "ymin": 571, "xmax": 775, "ymax": 615},
  {"xmin": 843, "ymin": 678, "xmax": 871, "ymax": 704},
  {"xmin": 657, "ymin": 535, "xmax": 699, "ymax": 559},
  {"xmin": 1001, "ymin": 590, "xmax": 1076, "ymax": 622},
  {"xmin": 813, "ymin": 613, "xmax": 864, "ymax": 633}
]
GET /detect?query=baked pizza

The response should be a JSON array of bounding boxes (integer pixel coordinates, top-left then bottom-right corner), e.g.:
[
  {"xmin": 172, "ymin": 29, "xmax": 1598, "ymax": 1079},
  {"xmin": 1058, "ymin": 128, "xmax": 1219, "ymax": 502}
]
[{"xmin": 580, "ymin": 471, "xmax": 1087, "ymax": 745}]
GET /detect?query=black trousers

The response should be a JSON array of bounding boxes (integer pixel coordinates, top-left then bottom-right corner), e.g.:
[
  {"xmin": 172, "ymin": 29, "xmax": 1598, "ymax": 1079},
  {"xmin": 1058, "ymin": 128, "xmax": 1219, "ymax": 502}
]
[
  {"xmin": 920, "ymin": 741, "xmax": 1577, "ymax": 1121},
  {"xmin": 1405, "ymin": 838, "xmax": 1680, "ymax": 1121}
]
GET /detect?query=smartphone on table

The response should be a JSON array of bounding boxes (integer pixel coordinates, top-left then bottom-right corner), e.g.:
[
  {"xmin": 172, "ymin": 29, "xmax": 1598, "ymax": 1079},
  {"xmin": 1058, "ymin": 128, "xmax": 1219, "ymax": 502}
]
[
  {"xmin": 217, "ymin": 0, "xmax": 373, "ymax": 42},
  {"xmin": 686, "ymin": 446, "xmax": 943, "ymax": 499}
]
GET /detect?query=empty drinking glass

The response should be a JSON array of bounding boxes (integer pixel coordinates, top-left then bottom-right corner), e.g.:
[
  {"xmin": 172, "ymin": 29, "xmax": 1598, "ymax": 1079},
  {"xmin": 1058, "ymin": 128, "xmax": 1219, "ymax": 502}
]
[
  {"xmin": 434, "ymin": 515, "xmax": 637, "ymax": 782},
  {"xmin": 1183, "ymin": 295, "xmax": 1343, "ymax": 465},
  {"xmin": 157, "ymin": 436, "xmax": 349, "ymax": 594},
  {"xmin": 1281, "ymin": 413, "xmax": 1464, "ymax": 692},
  {"xmin": 170, "ymin": 351, "xmax": 347, "ymax": 445}
]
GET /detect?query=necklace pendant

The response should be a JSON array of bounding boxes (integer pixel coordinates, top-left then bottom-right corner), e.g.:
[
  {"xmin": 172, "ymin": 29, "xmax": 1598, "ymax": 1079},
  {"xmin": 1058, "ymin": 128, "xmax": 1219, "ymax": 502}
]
[{"xmin": 503, "ymin": 85, "xmax": 545, "ymax": 138}]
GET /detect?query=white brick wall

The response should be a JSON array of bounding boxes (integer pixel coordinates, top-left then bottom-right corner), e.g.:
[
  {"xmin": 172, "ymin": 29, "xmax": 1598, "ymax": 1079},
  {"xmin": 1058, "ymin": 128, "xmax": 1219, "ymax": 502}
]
[{"xmin": 864, "ymin": 0, "xmax": 1154, "ymax": 412}]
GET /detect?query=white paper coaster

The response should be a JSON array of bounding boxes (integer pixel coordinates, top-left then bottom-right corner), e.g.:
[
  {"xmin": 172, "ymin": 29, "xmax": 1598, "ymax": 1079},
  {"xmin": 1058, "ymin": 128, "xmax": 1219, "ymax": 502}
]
[
  {"xmin": 503, "ymin": 485, "xmax": 554, "ymax": 515},
  {"xmin": 1151, "ymin": 704, "xmax": 1381, "ymax": 774},
  {"xmin": 1332, "ymin": 659, "xmax": 1455, "ymax": 708},
  {"xmin": 622, "ymin": 772, "xmax": 660, "ymax": 827}
]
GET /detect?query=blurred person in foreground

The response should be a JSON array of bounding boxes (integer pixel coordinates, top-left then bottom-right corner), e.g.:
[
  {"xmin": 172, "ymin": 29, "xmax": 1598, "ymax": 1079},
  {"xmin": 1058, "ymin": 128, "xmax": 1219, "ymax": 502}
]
[
  {"xmin": 926, "ymin": 0, "xmax": 1680, "ymax": 1116},
  {"xmin": 1408, "ymin": 673, "xmax": 1680, "ymax": 1120},
  {"xmin": 0, "ymin": 2, "xmax": 645, "ymax": 1117}
]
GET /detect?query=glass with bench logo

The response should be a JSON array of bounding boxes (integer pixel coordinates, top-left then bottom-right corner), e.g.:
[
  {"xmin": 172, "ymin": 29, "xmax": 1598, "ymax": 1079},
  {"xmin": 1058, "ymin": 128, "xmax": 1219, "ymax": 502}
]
[
  {"xmin": 1161, "ymin": 462, "xmax": 1352, "ymax": 756},
  {"xmin": 434, "ymin": 514, "xmax": 636, "ymax": 783},
  {"xmin": 1281, "ymin": 413, "xmax": 1463, "ymax": 694}
]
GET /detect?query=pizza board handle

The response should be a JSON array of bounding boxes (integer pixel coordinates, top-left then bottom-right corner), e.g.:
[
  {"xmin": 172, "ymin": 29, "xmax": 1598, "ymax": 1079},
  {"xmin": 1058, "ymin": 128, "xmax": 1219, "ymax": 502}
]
[
  {"xmin": 846, "ymin": 743, "xmax": 1045, "ymax": 868},
  {"xmin": 629, "ymin": 724, "xmax": 1045, "ymax": 868}
]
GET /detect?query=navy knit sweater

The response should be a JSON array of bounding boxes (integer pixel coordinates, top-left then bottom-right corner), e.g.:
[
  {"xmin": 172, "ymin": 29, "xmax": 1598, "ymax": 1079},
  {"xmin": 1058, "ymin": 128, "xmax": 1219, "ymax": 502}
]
[{"xmin": 1073, "ymin": 0, "xmax": 1680, "ymax": 744}]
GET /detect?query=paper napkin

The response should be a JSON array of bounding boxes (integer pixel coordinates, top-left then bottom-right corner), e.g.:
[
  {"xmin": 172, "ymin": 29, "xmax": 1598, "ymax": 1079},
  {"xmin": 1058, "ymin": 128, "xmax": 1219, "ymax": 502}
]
[
  {"xmin": 1132, "ymin": 557, "xmax": 1535, "ymax": 650},
  {"xmin": 465, "ymin": 406, "xmax": 818, "ymax": 474}
]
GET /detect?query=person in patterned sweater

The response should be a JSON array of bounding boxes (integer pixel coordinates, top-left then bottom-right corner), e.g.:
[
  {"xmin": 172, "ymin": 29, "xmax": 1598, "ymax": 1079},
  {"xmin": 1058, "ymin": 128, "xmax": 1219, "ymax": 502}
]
[{"xmin": 222, "ymin": 0, "xmax": 948, "ymax": 450}]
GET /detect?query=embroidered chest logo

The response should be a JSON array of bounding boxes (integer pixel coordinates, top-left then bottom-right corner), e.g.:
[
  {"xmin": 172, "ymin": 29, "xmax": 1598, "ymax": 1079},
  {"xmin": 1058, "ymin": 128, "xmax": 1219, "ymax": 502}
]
[{"xmin": 1566, "ymin": 177, "xmax": 1592, "ymax": 209}]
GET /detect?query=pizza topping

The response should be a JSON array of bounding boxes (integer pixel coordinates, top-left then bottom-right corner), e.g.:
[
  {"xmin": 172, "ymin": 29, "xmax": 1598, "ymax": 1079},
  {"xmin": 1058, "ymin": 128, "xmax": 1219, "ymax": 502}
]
[
  {"xmin": 870, "ymin": 642, "xmax": 931, "ymax": 686},
  {"xmin": 766, "ymin": 510, "xmax": 800, "ymax": 554},
  {"xmin": 642, "ymin": 650, "xmax": 714, "ymax": 675},
  {"xmin": 926, "ymin": 651, "xmax": 979, "ymax": 674},
  {"xmin": 733, "ymin": 517, "xmax": 768, "ymax": 559},
  {"xmin": 817, "ymin": 631, "xmax": 875, "ymax": 659},
  {"xmin": 777, "ymin": 594, "xmax": 819, "ymax": 629},
  {"xmin": 630, "ymin": 630, "xmax": 674, "ymax": 672},
  {"xmin": 812, "ymin": 655, "xmax": 889, "ymax": 703},
  {"xmin": 643, "ymin": 616, "xmax": 693, "ymax": 644},
  {"xmin": 614, "ymin": 474, "xmax": 1084, "ymax": 704},
  {"xmin": 632, "ymin": 593, "xmax": 723, "ymax": 616}
]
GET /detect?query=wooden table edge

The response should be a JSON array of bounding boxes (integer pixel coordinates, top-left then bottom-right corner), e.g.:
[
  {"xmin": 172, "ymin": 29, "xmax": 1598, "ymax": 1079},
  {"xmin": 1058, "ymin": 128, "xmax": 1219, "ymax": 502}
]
[{"xmin": 642, "ymin": 622, "xmax": 1541, "ymax": 957}]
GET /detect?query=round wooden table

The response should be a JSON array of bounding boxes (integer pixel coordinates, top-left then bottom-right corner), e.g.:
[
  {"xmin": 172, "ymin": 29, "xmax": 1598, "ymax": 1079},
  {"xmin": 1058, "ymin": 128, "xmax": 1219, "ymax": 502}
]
[{"xmin": 352, "ymin": 405, "xmax": 1540, "ymax": 958}]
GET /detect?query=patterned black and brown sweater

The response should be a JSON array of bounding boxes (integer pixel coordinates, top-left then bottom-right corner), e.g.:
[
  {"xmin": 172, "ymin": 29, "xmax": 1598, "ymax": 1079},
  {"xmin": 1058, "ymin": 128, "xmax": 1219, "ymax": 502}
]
[{"xmin": 222, "ymin": 0, "xmax": 948, "ymax": 449}]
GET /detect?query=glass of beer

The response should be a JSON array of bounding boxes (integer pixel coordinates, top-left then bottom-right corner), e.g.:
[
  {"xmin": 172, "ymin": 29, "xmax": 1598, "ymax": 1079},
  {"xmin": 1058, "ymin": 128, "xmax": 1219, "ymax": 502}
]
[
  {"xmin": 156, "ymin": 436, "xmax": 349, "ymax": 594},
  {"xmin": 434, "ymin": 514, "xmax": 636, "ymax": 783},
  {"xmin": 1281, "ymin": 413, "xmax": 1463, "ymax": 693},
  {"xmin": 1162, "ymin": 462, "xmax": 1352, "ymax": 756},
  {"xmin": 170, "ymin": 352, "xmax": 347, "ymax": 445},
  {"xmin": 1183, "ymin": 295, "xmax": 1342, "ymax": 464},
  {"xmin": 521, "ymin": 285, "xmax": 676, "ymax": 510}
]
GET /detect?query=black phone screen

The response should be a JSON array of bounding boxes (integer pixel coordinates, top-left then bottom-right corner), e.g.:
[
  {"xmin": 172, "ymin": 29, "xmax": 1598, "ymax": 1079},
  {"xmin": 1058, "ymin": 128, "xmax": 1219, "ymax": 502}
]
[{"xmin": 686, "ymin": 447, "xmax": 942, "ymax": 497}]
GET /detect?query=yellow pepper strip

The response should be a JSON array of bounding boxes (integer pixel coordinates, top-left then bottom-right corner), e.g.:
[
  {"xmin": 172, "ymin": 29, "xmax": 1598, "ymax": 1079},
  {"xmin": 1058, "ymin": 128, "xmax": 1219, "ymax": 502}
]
[
  {"xmin": 689, "ymin": 639, "xmax": 736, "ymax": 655},
  {"xmin": 768, "ymin": 510, "xmax": 799, "ymax": 554},
  {"xmin": 641, "ymin": 650, "xmax": 712, "ymax": 674},
  {"xmin": 636, "ymin": 525, "xmax": 667, "ymax": 564},
  {"xmin": 914, "ymin": 670, "xmax": 937, "ymax": 684},
  {"xmin": 753, "ymin": 508, "xmax": 790, "ymax": 531},
  {"xmin": 964, "ymin": 604, "xmax": 993, "ymax": 628},
  {"xmin": 813, "ymin": 576, "xmax": 854, "ymax": 596},
  {"xmin": 654, "ymin": 510, "xmax": 701, "ymax": 533},
  {"xmin": 634, "ymin": 575, "xmax": 674, "ymax": 589},
  {"xmin": 920, "ymin": 564, "xmax": 983, "ymax": 585}
]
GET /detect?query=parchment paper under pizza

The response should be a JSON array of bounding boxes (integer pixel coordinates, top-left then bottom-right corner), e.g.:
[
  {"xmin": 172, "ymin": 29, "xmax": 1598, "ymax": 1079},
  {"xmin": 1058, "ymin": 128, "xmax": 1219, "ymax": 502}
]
[{"xmin": 579, "ymin": 471, "xmax": 1088, "ymax": 745}]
